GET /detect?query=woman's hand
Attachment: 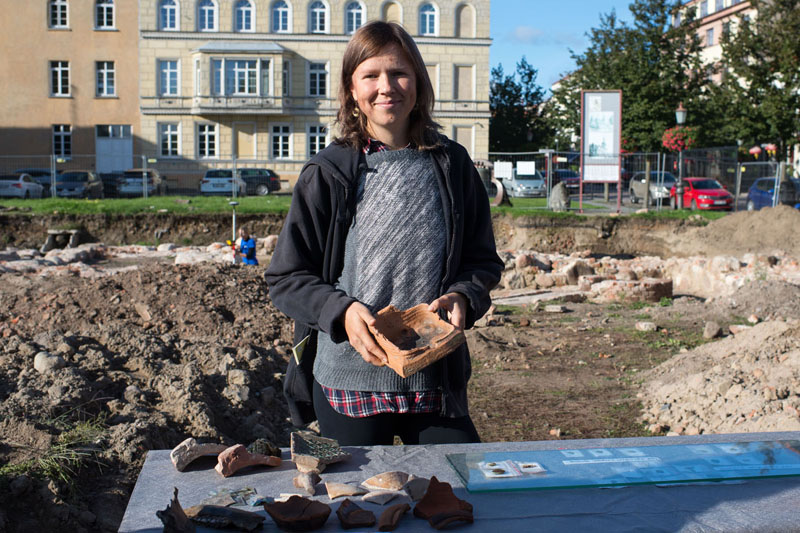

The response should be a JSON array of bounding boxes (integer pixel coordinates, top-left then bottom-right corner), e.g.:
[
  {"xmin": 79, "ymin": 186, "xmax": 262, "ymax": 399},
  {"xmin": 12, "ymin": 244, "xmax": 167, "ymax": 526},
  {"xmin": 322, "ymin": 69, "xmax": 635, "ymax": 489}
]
[
  {"xmin": 343, "ymin": 302, "xmax": 388, "ymax": 366},
  {"xmin": 428, "ymin": 292, "xmax": 468, "ymax": 330}
]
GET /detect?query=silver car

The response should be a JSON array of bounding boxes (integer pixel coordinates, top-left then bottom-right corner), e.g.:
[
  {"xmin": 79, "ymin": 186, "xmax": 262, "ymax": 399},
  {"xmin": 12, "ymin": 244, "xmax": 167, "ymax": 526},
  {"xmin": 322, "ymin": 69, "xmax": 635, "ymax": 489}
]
[
  {"xmin": 629, "ymin": 171, "xmax": 676, "ymax": 205},
  {"xmin": 507, "ymin": 170, "xmax": 546, "ymax": 198}
]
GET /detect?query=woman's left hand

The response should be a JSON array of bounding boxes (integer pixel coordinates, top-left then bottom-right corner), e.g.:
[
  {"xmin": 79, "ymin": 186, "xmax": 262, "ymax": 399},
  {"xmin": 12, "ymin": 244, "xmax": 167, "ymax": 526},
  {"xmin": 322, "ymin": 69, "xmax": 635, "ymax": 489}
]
[{"xmin": 428, "ymin": 292, "xmax": 467, "ymax": 330}]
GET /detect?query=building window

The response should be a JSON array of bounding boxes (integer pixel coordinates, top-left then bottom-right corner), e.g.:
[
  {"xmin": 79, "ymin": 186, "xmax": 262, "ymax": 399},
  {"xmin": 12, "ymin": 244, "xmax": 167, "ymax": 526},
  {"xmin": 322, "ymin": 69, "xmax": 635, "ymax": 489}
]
[
  {"xmin": 282, "ymin": 60, "xmax": 291, "ymax": 96},
  {"xmin": 53, "ymin": 125, "xmax": 72, "ymax": 157},
  {"xmin": 96, "ymin": 61, "xmax": 115, "ymax": 97},
  {"xmin": 49, "ymin": 0, "xmax": 68, "ymax": 28},
  {"xmin": 212, "ymin": 58, "xmax": 269, "ymax": 96},
  {"xmin": 308, "ymin": 125, "xmax": 327, "ymax": 156},
  {"xmin": 159, "ymin": 60, "xmax": 179, "ymax": 96},
  {"xmin": 309, "ymin": 1, "xmax": 327, "ymax": 33},
  {"xmin": 715, "ymin": 0, "xmax": 724, "ymax": 11},
  {"xmin": 271, "ymin": 124, "xmax": 290, "ymax": 158},
  {"xmin": 50, "ymin": 61, "xmax": 70, "ymax": 96},
  {"xmin": 159, "ymin": 123, "xmax": 180, "ymax": 157},
  {"xmin": 700, "ymin": 0, "xmax": 708, "ymax": 17},
  {"xmin": 272, "ymin": 0, "xmax": 289, "ymax": 32},
  {"xmin": 345, "ymin": 2, "xmax": 363, "ymax": 34},
  {"xmin": 308, "ymin": 62, "xmax": 327, "ymax": 97},
  {"xmin": 419, "ymin": 3, "xmax": 437, "ymax": 36},
  {"xmin": 96, "ymin": 0, "xmax": 114, "ymax": 29},
  {"xmin": 235, "ymin": 0, "xmax": 253, "ymax": 32},
  {"xmin": 197, "ymin": 123, "xmax": 217, "ymax": 157},
  {"xmin": 706, "ymin": 27, "xmax": 714, "ymax": 46},
  {"xmin": 96, "ymin": 124, "xmax": 131, "ymax": 138},
  {"xmin": 197, "ymin": 0, "xmax": 217, "ymax": 31},
  {"xmin": 160, "ymin": 0, "xmax": 178, "ymax": 30}
]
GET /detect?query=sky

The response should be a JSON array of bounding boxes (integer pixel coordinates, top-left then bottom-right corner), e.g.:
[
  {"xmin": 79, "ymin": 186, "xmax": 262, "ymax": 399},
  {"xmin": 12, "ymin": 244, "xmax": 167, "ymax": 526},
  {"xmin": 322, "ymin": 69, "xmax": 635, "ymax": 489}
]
[{"xmin": 490, "ymin": 1, "xmax": 634, "ymax": 92}]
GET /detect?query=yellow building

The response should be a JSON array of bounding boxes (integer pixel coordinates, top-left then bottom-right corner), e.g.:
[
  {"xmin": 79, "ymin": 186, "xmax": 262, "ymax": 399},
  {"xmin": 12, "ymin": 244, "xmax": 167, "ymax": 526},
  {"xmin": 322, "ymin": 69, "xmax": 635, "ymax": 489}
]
[
  {"xmin": 0, "ymin": 0, "xmax": 141, "ymax": 172},
  {"xmin": 137, "ymin": 0, "xmax": 491, "ymax": 186}
]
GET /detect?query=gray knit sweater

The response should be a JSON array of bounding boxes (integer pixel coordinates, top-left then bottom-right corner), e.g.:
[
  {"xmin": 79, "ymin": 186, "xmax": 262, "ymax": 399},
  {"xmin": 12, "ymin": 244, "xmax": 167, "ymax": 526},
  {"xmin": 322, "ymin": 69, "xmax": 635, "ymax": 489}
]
[{"xmin": 314, "ymin": 147, "xmax": 446, "ymax": 392}]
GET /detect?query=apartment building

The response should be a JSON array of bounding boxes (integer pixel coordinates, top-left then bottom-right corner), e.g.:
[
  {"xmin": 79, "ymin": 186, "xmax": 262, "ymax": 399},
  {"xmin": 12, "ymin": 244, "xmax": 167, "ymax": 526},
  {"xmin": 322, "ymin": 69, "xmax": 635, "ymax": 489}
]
[
  {"xmin": 0, "ymin": 0, "xmax": 141, "ymax": 172},
  {"xmin": 138, "ymin": 0, "xmax": 491, "ymax": 183}
]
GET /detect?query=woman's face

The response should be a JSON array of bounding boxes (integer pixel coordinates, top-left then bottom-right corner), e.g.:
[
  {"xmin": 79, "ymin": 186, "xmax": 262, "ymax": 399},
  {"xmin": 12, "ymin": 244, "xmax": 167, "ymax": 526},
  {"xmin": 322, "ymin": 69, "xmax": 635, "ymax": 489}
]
[{"xmin": 350, "ymin": 43, "xmax": 417, "ymax": 144}]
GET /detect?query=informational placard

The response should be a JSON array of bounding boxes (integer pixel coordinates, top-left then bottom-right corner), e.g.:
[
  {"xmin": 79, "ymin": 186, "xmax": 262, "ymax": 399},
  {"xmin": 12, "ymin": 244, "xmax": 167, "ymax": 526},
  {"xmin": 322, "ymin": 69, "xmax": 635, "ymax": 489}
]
[
  {"xmin": 581, "ymin": 90, "xmax": 622, "ymax": 183},
  {"xmin": 494, "ymin": 161, "xmax": 513, "ymax": 180},
  {"xmin": 516, "ymin": 161, "xmax": 537, "ymax": 175},
  {"xmin": 447, "ymin": 440, "xmax": 800, "ymax": 493}
]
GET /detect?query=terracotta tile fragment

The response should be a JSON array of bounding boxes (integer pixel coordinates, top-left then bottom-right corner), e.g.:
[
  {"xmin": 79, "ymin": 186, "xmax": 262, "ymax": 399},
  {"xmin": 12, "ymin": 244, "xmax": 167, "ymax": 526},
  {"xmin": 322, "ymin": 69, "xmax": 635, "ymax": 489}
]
[
  {"xmin": 378, "ymin": 503, "xmax": 410, "ymax": 531},
  {"xmin": 263, "ymin": 495, "xmax": 331, "ymax": 532},
  {"xmin": 335, "ymin": 498, "xmax": 376, "ymax": 530},
  {"xmin": 412, "ymin": 476, "xmax": 473, "ymax": 530},
  {"xmin": 214, "ymin": 444, "xmax": 281, "ymax": 477}
]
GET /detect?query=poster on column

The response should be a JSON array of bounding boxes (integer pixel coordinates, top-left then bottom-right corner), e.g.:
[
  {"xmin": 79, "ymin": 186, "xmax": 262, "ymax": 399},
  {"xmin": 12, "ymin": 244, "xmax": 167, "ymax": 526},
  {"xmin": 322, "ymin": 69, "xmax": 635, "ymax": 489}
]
[{"xmin": 581, "ymin": 91, "xmax": 622, "ymax": 183}]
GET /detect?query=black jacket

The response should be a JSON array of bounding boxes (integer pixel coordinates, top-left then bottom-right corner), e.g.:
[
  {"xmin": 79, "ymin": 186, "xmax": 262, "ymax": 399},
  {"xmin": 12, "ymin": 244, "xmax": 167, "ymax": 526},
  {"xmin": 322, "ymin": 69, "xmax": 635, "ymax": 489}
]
[{"xmin": 265, "ymin": 138, "xmax": 503, "ymax": 423}]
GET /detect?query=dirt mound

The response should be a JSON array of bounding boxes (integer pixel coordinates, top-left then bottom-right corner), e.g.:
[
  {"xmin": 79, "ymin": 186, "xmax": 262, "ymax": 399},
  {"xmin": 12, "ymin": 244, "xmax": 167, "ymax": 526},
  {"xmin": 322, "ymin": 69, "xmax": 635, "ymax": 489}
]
[
  {"xmin": 0, "ymin": 262, "xmax": 294, "ymax": 531},
  {"xmin": 711, "ymin": 279, "xmax": 800, "ymax": 320}
]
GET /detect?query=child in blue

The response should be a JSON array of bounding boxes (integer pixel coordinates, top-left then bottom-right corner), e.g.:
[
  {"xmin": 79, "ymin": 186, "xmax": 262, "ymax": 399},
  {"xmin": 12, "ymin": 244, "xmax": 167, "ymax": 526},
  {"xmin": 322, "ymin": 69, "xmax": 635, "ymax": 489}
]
[{"xmin": 237, "ymin": 227, "xmax": 258, "ymax": 265}]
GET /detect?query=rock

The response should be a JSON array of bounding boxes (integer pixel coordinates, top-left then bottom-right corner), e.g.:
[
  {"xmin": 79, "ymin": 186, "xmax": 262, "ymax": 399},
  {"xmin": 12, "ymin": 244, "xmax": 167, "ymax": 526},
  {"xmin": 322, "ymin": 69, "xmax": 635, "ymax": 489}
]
[
  {"xmin": 729, "ymin": 324, "xmax": 752, "ymax": 335},
  {"xmin": 227, "ymin": 369, "xmax": 250, "ymax": 386},
  {"xmin": 635, "ymin": 321, "xmax": 657, "ymax": 332},
  {"xmin": 544, "ymin": 305, "xmax": 567, "ymax": 313},
  {"xmin": 549, "ymin": 428, "xmax": 561, "ymax": 437},
  {"xmin": 34, "ymin": 351, "xmax": 66, "ymax": 374},
  {"xmin": 548, "ymin": 182, "xmax": 570, "ymax": 212},
  {"xmin": 747, "ymin": 314, "xmax": 760, "ymax": 324},
  {"xmin": 703, "ymin": 321, "xmax": 722, "ymax": 339},
  {"xmin": 514, "ymin": 254, "xmax": 533, "ymax": 269},
  {"xmin": 157, "ymin": 243, "xmax": 177, "ymax": 252},
  {"xmin": 262, "ymin": 235, "xmax": 279, "ymax": 253},
  {"xmin": 563, "ymin": 260, "xmax": 595, "ymax": 285}
]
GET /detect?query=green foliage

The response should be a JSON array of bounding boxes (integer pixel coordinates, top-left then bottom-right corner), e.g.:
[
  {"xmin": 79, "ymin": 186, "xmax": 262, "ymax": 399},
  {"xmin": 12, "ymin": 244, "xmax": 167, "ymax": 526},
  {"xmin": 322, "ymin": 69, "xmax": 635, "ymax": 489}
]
[
  {"xmin": 0, "ymin": 195, "xmax": 292, "ymax": 215},
  {"xmin": 490, "ymin": 57, "xmax": 553, "ymax": 151},
  {"xmin": 658, "ymin": 297, "xmax": 673, "ymax": 307}
]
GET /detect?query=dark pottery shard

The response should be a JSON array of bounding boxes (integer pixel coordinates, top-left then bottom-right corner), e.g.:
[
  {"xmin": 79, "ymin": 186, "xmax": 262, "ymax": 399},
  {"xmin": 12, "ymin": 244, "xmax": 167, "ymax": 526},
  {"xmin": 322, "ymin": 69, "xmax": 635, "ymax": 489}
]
[
  {"xmin": 156, "ymin": 487, "xmax": 196, "ymax": 533},
  {"xmin": 184, "ymin": 504, "xmax": 265, "ymax": 532},
  {"xmin": 215, "ymin": 443, "xmax": 282, "ymax": 477},
  {"xmin": 412, "ymin": 476, "xmax": 473, "ymax": 530},
  {"xmin": 368, "ymin": 304, "xmax": 466, "ymax": 378},
  {"xmin": 335, "ymin": 498, "xmax": 376, "ymax": 529},
  {"xmin": 378, "ymin": 503, "xmax": 410, "ymax": 531},
  {"xmin": 247, "ymin": 437, "xmax": 282, "ymax": 458},
  {"xmin": 290, "ymin": 432, "xmax": 351, "ymax": 473},
  {"xmin": 264, "ymin": 495, "xmax": 331, "ymax": 532}
]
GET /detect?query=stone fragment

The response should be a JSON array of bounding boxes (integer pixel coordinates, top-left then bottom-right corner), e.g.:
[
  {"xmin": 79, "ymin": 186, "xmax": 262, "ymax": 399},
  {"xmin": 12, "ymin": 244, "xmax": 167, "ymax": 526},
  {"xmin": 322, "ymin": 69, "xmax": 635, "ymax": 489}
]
[
  {"xmin": 635, "ymin": 321, "xmax": 658, "ymax": 332},
  {"xmin": 368, "ymin": 304, "xmax": 466, "ymax": 378},
  {"xmin": 729, "ymin": 324, "xmax": 752, "ymax": 335},
  {"xmin": 33, "ymin": 351, "xmax": 66, "ymax": 374},
  {"xmin": 247, "ymin": 438, "xmax": 281, "ymax": 458},
  {"xmin": 336, "ymin": 499, "xmax": 376, "ymax": 530},
  {"xmin": 378, "ymin": 503, "xmax": 410, "ymax": 531},
  {"xmin": 215, "ymin": 444, "xmax": 281, "ymax": 477},
  {"xmin": 413, "ymin": 476, "xmax": 473, "ymax": 530},
  {"xmin": 290, "ymin": 432, "xmax": 351, "ymax": 474},
  {"xmin": 544, "ymin": 305, "xmax": 567, "ymax": 313},
  {"xmin": 747, "ymin": 314, "xmax": 760, "ymax": 324},
  {"xmin": 156, "ymin": 487, "xmax": 196, "ymax": 533},
  {"xmin": 263, "ymin": 496, "xmax": 331, "ymax": 532},
  {"xmin": 563, "ymin": 260, "xmax": 595, "ymax": 285},
  {"xmin": 170, "ymin": 438, "xmax": 229, "ymax": 472},
  {"xmin": 703, "ymin": 321, "xmax": 722, "ymax": 339},
  {"xmin": 325, "ymin": 482, "xmax": 367, "ymax": 500},
  {"xmin": 362, "ymin": 471, "xmax": 409, "ymax": 492},
  {"xmin": 293, "ymin": 472, "xmax": 321, "ymax": 497},
  {"xmin": 549, "ymin": 428, "xmax": 562, "ymax": 437},
  {"xmin": 262, "ymin": 235, "xmax": 279, "ymax": 253},
  {"xmin": 134, "ymin": 303, "xmax": 152, "ymax": 322}
]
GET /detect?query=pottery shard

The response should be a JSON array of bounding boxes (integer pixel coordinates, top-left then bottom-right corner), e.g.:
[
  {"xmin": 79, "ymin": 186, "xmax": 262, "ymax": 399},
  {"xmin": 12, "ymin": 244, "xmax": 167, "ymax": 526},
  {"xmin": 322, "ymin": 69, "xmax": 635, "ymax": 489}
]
[
  {"xmin": 184, "ymin": 504, "xmax": 265, "ymax": 532},
  {"xmin": 170, "ymin": 438, "xmax": 230, "ymax": 472},
  {"xmin": 362, "ymin": 471, "xmax": 410, "ymax": 492},
  {"xmin": 325, "ymin": 482, "xmax": 367, "ymax": 500},
  {"xmin": 293, "ymin": 472, "xmax": 321, "ymax": 497},
  {"xmin": 402, "ymin": 475, "xmax": 430, "ymax": 501},
  {"xmin": 156, "ymin": 487, "xmax": 196, "ymax": 533},
  {"xmin": 368, "ymin": 304, "xmax": 466, "ymax": 378},
  {"xmin": 336, "ymin": 498, "xmax": 376, "ymax": 530},
  {"xmin": 413, "ymin": 476, "xmax": 474, "ymax": 530},
  {"xmin": 290, "ymin": 432, "xmax": 351, "ymax": 474},
  {"xmin": 362, "ymin": 491, "xmax": 406, "ymax": 506},
  {"xmin": 263, "ymin": 495, "xmax": 331, "ymax": 532},
  {"xmin": 378, "ymin": 503, "xmax": 411, "ymax": 531},
  {"xmin": 215, "ymin": 444, "xmax": 281, "ymax": 478}
]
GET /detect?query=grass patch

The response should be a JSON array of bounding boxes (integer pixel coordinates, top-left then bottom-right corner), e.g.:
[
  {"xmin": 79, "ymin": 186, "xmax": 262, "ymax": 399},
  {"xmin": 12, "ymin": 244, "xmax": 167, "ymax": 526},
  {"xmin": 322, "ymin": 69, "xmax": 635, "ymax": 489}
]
[
  {"xmin": 0, "ymin": 195, "xmax": 292, "ymax": 215},
  {"xmin": 493, "ymin": 304, "xmax": 523, "ymax": 315},
  {"xmin": 658, "ymin": 297, "xmax": 674, "ymax": 307}
]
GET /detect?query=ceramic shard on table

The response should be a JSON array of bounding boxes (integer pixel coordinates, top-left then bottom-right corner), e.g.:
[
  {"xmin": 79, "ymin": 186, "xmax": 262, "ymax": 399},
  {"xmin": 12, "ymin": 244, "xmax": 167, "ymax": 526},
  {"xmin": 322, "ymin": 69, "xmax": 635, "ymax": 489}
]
[
  {"xmin": 155, "ymin": 487, "xmax": 196, "ymax": 533},
  {"xmin": 290, "ymin": 432, "xmax": 351, "ymax": 473},
  {"xmin": 214, "ymin": 444, "xmax": 281, "ymax": 477},
  {"xmin": 335, "ymin": 498, "xmax": 376, "ymax": 529},
  {"xmin": 378, "ymin": 503, "xmax": 410, "ymax": 531},
  {"xmin": 368, "ymin": 304, "xmax": 466, "ymax": 378},
  {"xmin": 413, "ymin": 476, "xmax": 474, "ymax": 530},
  {"xmin": 263, "ymin": 495, "xmax": 331, "ymax": 532},
  {"xmin": 170, "ymin": 438, "xmax": 229, "ymax": 472},
  {"xmin": 184, "ymin": 504, "xmax": 265, "ymax": 532}
]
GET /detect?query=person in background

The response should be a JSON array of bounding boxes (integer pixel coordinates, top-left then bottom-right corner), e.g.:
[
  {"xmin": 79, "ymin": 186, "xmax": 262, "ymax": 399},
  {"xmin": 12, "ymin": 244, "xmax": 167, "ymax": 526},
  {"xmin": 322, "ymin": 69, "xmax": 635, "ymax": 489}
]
[
  {"xmin": 265, "ymin": 21, "xmax": 503, "ymax": 446},
  {"xmin": 237, "ymin": 227, "xmax": 258, "ymax": 265}
]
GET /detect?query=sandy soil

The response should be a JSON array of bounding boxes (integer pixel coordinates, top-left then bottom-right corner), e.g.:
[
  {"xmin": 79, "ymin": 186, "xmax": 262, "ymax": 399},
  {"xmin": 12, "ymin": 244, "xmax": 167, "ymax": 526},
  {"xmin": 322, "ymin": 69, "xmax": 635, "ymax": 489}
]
[{"xmin": 1, "ymin": 206, "xmax": 799, "ymax": 531}]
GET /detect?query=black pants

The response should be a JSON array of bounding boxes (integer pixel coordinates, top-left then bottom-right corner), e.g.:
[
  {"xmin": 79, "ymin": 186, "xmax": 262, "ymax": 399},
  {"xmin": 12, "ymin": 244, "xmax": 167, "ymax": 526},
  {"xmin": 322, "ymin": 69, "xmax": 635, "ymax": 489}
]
[{"xmin": 313, "ymin": 380, "xmax": 480, "ymax": 446}]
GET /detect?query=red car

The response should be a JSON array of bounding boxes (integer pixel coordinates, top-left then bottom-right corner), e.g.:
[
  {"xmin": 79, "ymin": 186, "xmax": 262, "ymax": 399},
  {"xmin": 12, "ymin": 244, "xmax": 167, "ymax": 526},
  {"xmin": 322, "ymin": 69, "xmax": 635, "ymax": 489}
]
[{"xmin": 669, "ymin": 177, "xmax": 734, "ymax": 211}]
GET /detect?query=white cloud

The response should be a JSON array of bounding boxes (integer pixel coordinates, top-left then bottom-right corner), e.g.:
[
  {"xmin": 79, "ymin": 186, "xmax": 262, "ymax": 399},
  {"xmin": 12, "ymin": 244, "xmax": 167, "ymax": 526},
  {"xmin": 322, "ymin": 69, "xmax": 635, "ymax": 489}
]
[
  {"xmin": 509, "ymin": 25, "xmax": 544, "ymax": 44},
  {"xmin": 506, "ymin": 25, "xmax": 585, "ymax": 48}
]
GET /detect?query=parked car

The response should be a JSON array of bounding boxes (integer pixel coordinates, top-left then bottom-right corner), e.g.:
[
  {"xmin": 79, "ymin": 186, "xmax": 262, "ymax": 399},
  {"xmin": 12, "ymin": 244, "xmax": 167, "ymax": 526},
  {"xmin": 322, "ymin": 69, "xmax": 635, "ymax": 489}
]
[
  {"xmin": 669, "ymin": 177, "xmax": 733, "ymax": 210},
  {"xmin": 55, "ymin": 171, "xmax": 104, "ymax": 199},
  {"xmin": 552, "ymin": 169, "xmax": 580, "ymax": 188},
  {"xmin": 98, "ymin": 171, "xmax": 124, "ymax": 198},
  {"xmin": 628, "ymin": 171, "xmax": 677, "ymax": 205},
  {"xmin": 0, "ymin": 173, "xmax": 45, "ymax": 198},
  {"xmin": 239, "ymin": 168, "xmax": 281, "ymax": 196},
  {"xmin": 746, "ymin": 177, "xmax": 800, "ymax": 211},
  {"xmin": 14, "ymin": 168, "xmax": 60, "ymax": 196},
  {"xmin": 200, "ymin": 169, "xmax": 247, "ymax": 196},
  {"xmin": 118, "ymin": 168, "xmax": 166, "ymax": 197},
  {"xmin": 506, "ymin": 169, "xmax": 546, "ymax": 198}
]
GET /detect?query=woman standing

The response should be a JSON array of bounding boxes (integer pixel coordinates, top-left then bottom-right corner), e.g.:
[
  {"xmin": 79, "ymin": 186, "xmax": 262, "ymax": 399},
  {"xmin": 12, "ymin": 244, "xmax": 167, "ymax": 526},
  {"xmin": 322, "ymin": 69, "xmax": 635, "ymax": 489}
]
[{"xmin": 265, "ymin": 21, "xmax": 503, "ymax": 446}]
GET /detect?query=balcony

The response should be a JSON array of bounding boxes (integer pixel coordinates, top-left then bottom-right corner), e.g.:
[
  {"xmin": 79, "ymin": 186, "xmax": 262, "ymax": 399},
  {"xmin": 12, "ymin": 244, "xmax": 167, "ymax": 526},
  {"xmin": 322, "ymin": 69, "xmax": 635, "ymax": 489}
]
[{"xmin": 141, "ymin": 95, "xmax": 341, "ymax": 116}]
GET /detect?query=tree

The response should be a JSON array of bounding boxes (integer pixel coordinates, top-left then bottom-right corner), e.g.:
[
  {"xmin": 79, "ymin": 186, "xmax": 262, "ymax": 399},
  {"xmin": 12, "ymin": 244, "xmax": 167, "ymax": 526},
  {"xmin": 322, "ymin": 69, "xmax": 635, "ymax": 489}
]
[
  {"xmin": 545, "ymin": 0, "xmax": 708, "ymax": 152},
  {"xmin": 489, "ymin": 57, "xmax": 551, "ymax": 152},
  {"xmin": 717, "ymin": 0, "xmax": 800, "ymax": 159}
]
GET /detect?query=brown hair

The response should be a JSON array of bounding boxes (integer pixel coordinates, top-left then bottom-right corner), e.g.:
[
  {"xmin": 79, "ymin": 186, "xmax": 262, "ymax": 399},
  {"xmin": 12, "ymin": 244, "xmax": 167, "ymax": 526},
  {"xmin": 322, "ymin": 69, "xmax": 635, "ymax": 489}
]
[{"xmin": 335, "ymin": 21, "xmax": 441, "ymax": 150}]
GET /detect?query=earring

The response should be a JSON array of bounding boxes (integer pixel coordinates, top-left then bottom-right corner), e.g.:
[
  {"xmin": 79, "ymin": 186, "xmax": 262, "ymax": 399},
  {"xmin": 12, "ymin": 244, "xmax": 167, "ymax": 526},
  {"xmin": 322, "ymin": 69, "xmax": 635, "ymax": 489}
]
[{"xmin": 352, "ymin": 107, "xmax": 360, "ymax": 118}]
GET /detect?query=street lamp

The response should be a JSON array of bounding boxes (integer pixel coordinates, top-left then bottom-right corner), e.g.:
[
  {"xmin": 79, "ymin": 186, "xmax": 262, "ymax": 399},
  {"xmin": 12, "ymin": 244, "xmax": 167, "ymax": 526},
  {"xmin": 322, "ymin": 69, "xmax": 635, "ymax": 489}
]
[{"xmin": 675, "ymin": 103, "xmax": 687, "ymax": 209}]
